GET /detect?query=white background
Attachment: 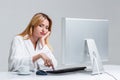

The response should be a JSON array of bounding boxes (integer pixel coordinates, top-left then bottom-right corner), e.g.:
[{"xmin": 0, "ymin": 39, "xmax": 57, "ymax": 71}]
[{"xmin": 0, "ymin": 0, "xmax": 120, "ymax": 71}]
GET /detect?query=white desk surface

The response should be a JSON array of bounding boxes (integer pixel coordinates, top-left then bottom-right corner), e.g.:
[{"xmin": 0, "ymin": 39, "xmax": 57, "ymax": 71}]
[{"xmin": 0, "ymin": 65, "xmax": 120, "ymax": 80}]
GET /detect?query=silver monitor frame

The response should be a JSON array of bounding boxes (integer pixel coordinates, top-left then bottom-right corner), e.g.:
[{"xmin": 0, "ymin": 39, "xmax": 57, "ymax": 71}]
[{"xmin": 62, "ymin": 18, "xmax": 109, "ymax": 73}]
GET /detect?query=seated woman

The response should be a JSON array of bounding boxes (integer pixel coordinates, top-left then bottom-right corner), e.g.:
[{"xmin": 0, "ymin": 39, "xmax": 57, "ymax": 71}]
[{"xmin": 8, "ymin": 13, "xmax": 57, "ymax": 72}]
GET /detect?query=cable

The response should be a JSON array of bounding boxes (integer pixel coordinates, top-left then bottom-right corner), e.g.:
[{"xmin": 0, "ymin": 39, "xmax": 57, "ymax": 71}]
[
  {"xmin": 86, "ymin": 39, "xmax": 118, "ymax": 80},
  {"xmin": 105, "ymin": 72, "xmax": 118, "ymax": 80},
  {"xmin": 93, "ymin": 53, "xmax": 118, "ymax": 80},
  {"xmin": 94, "ymin": 57, "xmax": 118, "ymax": 80}
]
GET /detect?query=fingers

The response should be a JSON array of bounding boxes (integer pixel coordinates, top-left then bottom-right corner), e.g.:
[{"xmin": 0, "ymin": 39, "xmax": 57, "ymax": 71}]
[
  {"xmin": 44, "ymin": 59, "xmax": 54, "ymax": 70},
  {"xmin": 44, "ymin": 59, "xmax": 52, "ymax": 67},
  {"xmin": 48, "ymin": 60, "xmax": 54, "ymax": 70},
  {"xmin": 46, "ymin": 31, "xmax": 50, "ymax": 37},
  {"xmin": 41, "ymin": 53, "xmax": 54, "ymax": 70},
  {"xmin": 42, "ymin": 31, "xmax": 50, "ymax": 39},
  {"xmin": 51, "ymin": 64, "xmax": 55, "ymax": 70}
]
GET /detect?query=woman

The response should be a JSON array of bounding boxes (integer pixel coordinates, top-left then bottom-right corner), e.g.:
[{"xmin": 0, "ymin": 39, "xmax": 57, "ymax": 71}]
[{"xmin": 8, "ymin": 13, "xmax": 57, "ymax": 72}]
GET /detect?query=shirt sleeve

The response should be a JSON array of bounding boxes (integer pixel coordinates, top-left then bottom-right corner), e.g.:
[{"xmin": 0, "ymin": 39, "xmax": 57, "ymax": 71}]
[{"xmin": 8, "ymin": 36, "xmax": 34, "ymax": 72}]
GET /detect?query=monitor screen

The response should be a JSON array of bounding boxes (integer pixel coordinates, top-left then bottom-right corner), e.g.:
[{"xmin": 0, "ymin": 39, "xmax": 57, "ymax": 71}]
[{"xmin": 62, "ymin": 18, "xmax": 109, "ymax": 65}]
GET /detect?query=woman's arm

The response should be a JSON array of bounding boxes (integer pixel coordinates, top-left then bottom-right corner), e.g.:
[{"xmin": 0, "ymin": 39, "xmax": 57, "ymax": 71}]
[
  {"xmin": 32, "ymin": 51, "xmax": 55, "ymax": 69},
  {"xmin": 35, "ymin": 45, "xmax": 57, "ymax": 70}
]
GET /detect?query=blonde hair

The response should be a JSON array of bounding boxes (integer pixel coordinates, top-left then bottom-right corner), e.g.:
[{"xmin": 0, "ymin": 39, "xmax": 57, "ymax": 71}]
[{"xmin": 19, "ymin": 13, "xmax": 53, "ymax": 50}]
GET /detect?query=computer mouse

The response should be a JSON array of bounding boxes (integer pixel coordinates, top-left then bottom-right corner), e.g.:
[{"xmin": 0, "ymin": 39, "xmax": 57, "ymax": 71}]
[{"xmin": 36, "ymin": 70, "xmax": 47, "ymax": 75}]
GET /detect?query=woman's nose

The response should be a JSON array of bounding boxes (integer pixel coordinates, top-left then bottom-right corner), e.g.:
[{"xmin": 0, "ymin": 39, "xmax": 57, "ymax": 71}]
[{"xmin": 42, "ymin": 27, "xmax": 46, "ymax": 32}]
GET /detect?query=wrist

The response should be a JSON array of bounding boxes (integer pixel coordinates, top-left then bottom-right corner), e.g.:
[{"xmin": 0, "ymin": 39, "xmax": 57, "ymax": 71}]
[
  {"xmin": 33, "ymin": 53, "xmax": 42, "ymax": 63},
  {"xmin": 39, "ymin": 53, "xmax": 42, "ymax": 58},
  {"xmin": 40, "ymin": 39, "xmax": 45, "ymax": 47}
]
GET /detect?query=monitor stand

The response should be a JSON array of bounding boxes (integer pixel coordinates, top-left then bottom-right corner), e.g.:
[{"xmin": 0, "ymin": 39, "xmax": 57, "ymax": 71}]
[{"xmin": 85, "ymin": 39, "xmax": 104, "ymax": 75}]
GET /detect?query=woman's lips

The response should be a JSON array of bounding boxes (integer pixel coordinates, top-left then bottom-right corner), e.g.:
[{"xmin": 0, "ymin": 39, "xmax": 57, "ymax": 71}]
[{"xmin": 40, "ymin": 32, "xmax": 45, "ymax": 35}]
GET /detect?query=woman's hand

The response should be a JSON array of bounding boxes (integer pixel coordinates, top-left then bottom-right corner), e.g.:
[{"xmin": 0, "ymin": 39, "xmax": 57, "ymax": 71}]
[
  {"xmin": 40, "ymin": 53, "xmax": 54, "ymax": 70},
  {"xmin": 42, "ymin": 31, "xmax": 50, "ymax": 40},
  {"xmin": 40, "ymin": 31, "xmax": 50, "ymax": 47}
]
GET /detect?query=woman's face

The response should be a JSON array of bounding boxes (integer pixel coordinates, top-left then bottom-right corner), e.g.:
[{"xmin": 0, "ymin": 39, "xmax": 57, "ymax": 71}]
[{"xmin": 33, "ymin": 19, "xmax": 49, "ymax": 38}]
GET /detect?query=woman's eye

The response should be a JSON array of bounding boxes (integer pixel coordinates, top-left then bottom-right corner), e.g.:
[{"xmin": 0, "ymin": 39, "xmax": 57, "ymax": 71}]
[
  {"xmin": 46, "ymin": 26, "xmax": 49, "ymax": 29},
  {"xmin": 39, "ymin": 25, "xmax": 43, "ymax": 27}
]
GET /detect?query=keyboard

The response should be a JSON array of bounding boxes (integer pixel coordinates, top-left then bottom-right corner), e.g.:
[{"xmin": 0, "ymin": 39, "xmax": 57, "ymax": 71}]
[{"xmin": 46, "ymin": 66, "xmax": 86, "ymax": 74}]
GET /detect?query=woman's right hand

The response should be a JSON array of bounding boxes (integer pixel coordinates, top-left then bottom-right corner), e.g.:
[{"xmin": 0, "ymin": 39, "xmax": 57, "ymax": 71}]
[{"xmin": 40, "ymin": 53, "xmax": 54, "ymax": 70}]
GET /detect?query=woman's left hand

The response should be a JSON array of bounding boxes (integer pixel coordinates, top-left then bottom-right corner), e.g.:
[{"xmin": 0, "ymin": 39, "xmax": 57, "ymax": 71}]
[
  {"xmin": 42, "ymin": 31, "xmax": 50, "ymax": 40},
  {"xmin": 40, "ymin": 31, "xmax": 50, "ymax": 47}
]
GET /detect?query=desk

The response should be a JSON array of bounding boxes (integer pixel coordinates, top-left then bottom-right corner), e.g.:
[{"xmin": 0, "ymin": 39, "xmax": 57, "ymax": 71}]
[{"xmin": 0, "ymin": 65, "xmax": 120, "ymax": 80}]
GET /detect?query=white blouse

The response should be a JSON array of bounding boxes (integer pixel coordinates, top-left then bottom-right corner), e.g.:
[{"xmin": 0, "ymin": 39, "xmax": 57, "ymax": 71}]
[{"xmin": 8, "ymin": 35, "xmax": 57, "ymax": 72}]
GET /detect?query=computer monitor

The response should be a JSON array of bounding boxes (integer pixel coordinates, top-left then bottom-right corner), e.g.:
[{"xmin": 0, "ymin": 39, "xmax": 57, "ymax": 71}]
[{"xmin": 62, "ymin": 18, "xmax": 109, "ymax": 74}]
